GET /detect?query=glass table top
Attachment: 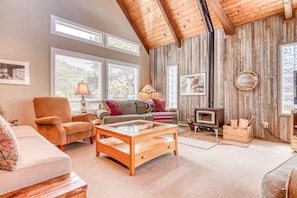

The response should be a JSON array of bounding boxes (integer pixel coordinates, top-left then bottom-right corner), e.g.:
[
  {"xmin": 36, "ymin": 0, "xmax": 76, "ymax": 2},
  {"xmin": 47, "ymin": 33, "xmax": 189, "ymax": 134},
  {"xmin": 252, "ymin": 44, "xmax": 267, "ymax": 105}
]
[{"xmin": 98, "ymin": 120, "xmax": 174, "ymax": 136}]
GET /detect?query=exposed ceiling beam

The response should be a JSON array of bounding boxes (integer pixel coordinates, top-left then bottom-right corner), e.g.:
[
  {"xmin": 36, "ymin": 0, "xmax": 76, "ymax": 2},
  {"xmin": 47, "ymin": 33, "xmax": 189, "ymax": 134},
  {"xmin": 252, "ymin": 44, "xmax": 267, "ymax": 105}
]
[
  {"xmin": 156, "ymin": 0, "xmax": 182, "ymax": 48},
  {"xmin": 206, "ymin": 0, "xmax": 234, "ymax": 35},
  {"xmin": 283, "ymin": 0, "xmax": 294, "ymax": 20},
  {"xmin": 116, "ymin": 0, "xmax": 149, "ymax": 53}
]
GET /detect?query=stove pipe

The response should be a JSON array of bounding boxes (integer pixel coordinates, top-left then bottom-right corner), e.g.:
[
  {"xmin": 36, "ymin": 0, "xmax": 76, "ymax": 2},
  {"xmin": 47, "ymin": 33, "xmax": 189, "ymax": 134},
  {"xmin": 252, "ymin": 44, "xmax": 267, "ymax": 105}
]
[{"xmin": 197, "ymin": 0, "xmax": 214, "ymax": 108}]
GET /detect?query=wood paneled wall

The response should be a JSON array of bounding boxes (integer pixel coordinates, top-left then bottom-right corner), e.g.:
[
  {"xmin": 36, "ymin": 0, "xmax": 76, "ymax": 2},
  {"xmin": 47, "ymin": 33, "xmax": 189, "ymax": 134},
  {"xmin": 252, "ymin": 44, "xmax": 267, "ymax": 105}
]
[{"xmin": 150, "ymin": 12, "xmax": 297, "ymax": 142}]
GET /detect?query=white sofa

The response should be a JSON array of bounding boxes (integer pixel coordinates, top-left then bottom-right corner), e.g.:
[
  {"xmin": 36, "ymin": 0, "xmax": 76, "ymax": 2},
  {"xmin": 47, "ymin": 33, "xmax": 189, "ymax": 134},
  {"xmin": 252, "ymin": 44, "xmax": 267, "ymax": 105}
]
[{"xmin": 0, "ymin": 125, "xmax": 71, "ymax": 195}]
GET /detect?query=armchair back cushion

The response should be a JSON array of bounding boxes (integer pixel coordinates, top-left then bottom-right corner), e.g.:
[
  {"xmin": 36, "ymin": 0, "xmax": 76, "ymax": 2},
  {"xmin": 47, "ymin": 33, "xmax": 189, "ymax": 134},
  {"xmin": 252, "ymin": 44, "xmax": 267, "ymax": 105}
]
[{"xmin": 33, "ymin": 97, "xmax": 72, "ymax": 123}]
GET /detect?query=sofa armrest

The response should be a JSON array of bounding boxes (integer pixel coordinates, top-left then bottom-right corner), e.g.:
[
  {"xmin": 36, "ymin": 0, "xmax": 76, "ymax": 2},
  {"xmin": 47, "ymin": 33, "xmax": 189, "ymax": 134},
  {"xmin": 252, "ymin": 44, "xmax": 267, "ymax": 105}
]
[
  {"xmin": 167, "ymin": 108, "xmax": 177, "ymax": 112},
  {"xmin": 72, "ymin": 113, "xmax": 93, "ymax": 122},
  {"xmin": 97, "ymin": 110, "xmax": 110, "ymax": 119},
  {"xmin": 35, "ymin": 116, "xmax": 61, "ymax": 125},
  {"xmin": 287, "ymin": 168, "xmax": 297, "ymax": 197}
]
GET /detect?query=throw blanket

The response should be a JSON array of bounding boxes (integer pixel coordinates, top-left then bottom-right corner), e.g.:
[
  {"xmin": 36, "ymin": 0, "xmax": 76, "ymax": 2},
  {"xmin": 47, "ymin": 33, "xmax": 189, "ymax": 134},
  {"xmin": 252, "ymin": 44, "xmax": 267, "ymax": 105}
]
[{"xmin": 151, "ymin": 112, "xmax": 173, "ymax": 123}]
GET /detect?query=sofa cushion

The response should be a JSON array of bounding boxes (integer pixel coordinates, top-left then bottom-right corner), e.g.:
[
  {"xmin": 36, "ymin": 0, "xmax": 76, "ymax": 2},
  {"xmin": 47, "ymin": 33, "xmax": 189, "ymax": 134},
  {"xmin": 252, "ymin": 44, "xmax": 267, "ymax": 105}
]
[
  {"xmin": 105, "ymin": 100, "xmax": 122, "ymax": 115},
  {"xmin": 118, "ymin": 100, "xmax": 137, "ymax": 114},
  {"xmin": 0, "ymin": 115, "xmax": 20, "ymax": 171},
  {"xmin": 102, "ymin": 114, "xmax": 145, "ymax": 124},
  {"xmin": 0, "ymin": 125, "xmax": 71, "ymax": 195},
  {"xmin": 152, "ymin": 99, "xmax": 166, "ymax": 112},
  {"xmin": 63, "ymin": 122, "xmax": 93, "ymax": 135},
  {"xmin": 144, "ymin": 100, "xmax": 153, "ymax": 113},
  {"xmin": 135, "ymin": 100, "xmax": 146, "ymax": 114}
]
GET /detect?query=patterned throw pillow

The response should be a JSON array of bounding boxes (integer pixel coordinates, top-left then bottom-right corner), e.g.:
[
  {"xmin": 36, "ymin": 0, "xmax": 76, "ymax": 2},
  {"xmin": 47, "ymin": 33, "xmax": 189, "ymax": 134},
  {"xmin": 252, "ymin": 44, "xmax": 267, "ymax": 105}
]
[
  {"xmin": 0, "ymin": 115, "xmax": 20, "ymax": 171},
  {"xmin": 144, "ymin": 100, "xmax": 153, "ymax": 113},
  {"xmin": 152, "ymin": 99, "xmax": 166, "ymax": 112},
  {"xmin": 105, "ymin": 100, "xmax": 122, "ymax": 115}
]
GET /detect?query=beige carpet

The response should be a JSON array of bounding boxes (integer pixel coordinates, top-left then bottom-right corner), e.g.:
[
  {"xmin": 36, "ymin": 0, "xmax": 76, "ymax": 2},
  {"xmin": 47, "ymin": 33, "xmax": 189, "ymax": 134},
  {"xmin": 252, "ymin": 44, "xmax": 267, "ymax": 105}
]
[
  {"xmin": 220, "ymin": 139, "xmax": 250, "ymax": 148},
  {"xmin": 65, "ymin": 132, "xmax": 294, "ymax": 198},
  {"xmin": 178, "ymin": 136, "xmax": 216, "ymax": 149}
]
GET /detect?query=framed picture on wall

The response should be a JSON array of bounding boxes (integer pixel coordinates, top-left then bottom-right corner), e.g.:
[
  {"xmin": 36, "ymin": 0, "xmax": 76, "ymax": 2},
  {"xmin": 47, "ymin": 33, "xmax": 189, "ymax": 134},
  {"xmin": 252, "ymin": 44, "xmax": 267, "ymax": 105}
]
[
  {"xmin": 180, "ymin": 73, "xmax": 206, "ymax": 96},
  {"xmin": 0, "ymin": 59, "xmax": 30, "ymax": 85}
]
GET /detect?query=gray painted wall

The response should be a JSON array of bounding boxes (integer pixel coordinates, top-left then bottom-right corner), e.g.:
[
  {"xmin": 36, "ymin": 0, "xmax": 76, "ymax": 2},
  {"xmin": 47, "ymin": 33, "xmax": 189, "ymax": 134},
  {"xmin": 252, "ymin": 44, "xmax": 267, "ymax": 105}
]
[{"xmin": 0, "ymin": 0, "xmax": 150, "ymax": 126}]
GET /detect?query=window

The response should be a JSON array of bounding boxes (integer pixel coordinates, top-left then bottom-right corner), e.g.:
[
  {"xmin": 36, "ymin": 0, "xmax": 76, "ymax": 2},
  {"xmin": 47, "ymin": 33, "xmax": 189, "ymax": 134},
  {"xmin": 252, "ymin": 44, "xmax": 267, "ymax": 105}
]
[
  {"xmin": 50, "ymin": 15, "xmax": 104, "ymax": 46},
  {"xmin": 51, "ymin": 48, "xmax": 140, "ymax": 111},
  {"xmin": 51, "ymin": 16, "xmax": 140, "ymax": 56},
  {"xmin": 51, "ymin": 48, "xmax": 103, "ymax": 111},
  {"xmin": 106, "ymin": 33, "xmax": 140, "ymax": 56},
  {"xmin": 106, "ymin": 59, "xmax": 140, "ymax": 100},
  {"xmin": 166, "ymin": 65, "xmax": 178, "ymax": 108},
  {"xmin": 280, "ymin": 42, "xmax": 297, "ymax": 115}
]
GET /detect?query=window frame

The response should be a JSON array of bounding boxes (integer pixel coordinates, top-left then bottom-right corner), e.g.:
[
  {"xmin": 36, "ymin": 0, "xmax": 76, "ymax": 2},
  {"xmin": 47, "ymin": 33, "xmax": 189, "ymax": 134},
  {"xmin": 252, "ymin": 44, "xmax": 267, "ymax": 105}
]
[
  {"xmin": 279, "ymin": 42, "xmax": 297, "ymax": 115},
  {"xmin": 166, "ymin": 65, "xmax": 178, "ymax": 109},
  {"xmin": 106, "ymin": 59, "xmax": 140, "ymax": 100},
  {"xmin": 51, "ymin": 48, "xmax": 104, "ymax": 112},
  {"xmin": 50, "ymin": 15, "xmax": 104, "ymax": 47},
  {"xmin": 105, "ymin": 33, "xmax": 140, "ymax": 56}
]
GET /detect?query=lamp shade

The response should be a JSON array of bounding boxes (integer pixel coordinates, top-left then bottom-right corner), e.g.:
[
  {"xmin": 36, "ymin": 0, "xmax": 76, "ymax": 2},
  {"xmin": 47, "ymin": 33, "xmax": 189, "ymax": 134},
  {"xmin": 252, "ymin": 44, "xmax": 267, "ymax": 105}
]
[
  {"xmin": 141, "ymin": 84, "xmax": 156, "ymax": 93},
  {"xmin": 75, "ymin": 81, "xmax": 90, "ymax": 95}
]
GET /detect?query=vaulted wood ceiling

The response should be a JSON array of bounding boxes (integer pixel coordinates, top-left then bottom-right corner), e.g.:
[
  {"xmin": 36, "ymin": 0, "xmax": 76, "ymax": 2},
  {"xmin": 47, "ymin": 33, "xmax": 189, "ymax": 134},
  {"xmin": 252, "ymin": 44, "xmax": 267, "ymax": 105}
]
[{"xmin": 117, "ymin": 0, "xmax": 297, "ymax": 51}]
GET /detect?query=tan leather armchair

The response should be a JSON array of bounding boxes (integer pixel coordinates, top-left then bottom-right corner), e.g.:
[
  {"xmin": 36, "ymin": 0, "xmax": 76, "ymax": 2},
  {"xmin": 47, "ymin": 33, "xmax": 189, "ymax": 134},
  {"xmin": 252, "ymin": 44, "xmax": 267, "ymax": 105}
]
[{"xmin": 33, "ymin": 96, "xmax": 95, "ymax": 151}]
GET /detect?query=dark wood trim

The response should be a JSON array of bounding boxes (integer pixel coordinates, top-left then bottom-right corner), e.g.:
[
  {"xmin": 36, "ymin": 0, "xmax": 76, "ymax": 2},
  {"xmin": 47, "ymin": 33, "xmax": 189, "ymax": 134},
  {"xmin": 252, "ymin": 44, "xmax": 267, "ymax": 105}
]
[
  {"xmin": 156, "ymin": 0, "xmax": 182, "ymax": 48},
  {"xmin": 206, "ymin": 0, "xmax": 234, "ymax": 35},
  {"xmin": 283, "ymin": 0, "xmax": 294, "ymax": 20}
]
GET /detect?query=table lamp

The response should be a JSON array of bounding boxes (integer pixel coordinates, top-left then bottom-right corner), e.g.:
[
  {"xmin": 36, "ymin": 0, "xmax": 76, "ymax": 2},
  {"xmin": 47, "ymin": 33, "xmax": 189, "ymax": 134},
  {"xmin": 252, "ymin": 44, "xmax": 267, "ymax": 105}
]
[
  {"xmin": 75, "ymin": 81, "xmax": 90, "ymax": 113},
  {"xmin": 141, "ymin": 84, "xmax": 156, "ymax": 99}
]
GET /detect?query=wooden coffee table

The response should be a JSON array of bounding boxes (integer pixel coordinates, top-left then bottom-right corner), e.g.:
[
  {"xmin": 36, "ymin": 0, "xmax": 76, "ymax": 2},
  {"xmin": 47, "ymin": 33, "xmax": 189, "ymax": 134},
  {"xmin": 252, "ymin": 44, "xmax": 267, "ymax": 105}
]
[{"xmin": 96, "ymin": 120, "xmax": 178, "ymax": 176}]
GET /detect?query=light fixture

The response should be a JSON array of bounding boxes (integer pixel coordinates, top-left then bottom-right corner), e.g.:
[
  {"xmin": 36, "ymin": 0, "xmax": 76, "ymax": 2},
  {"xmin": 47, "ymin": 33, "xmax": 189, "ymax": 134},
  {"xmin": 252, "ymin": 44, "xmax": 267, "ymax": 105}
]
[
  {"xmin": 75, "ymin": 81, "xmax": 90, "ymax": 113},
  {"xmin": 141, "ymin": 84, "xmax": 156, "ymax": 99}
]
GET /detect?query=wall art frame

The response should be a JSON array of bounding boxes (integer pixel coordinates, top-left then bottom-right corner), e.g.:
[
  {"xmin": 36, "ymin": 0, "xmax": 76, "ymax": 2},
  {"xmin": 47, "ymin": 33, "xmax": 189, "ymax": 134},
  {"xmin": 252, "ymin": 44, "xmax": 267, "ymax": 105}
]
[
  {"xmin": 234, "ymin": 70, "xmax": 258, "ymax": 91},
  {"xmin": 0, "ymin": 59, "xmax": 30, "ymax": 85},
  {"xmin": 180, "ymin": 73, "xmax": 206, "ymax": 96}
]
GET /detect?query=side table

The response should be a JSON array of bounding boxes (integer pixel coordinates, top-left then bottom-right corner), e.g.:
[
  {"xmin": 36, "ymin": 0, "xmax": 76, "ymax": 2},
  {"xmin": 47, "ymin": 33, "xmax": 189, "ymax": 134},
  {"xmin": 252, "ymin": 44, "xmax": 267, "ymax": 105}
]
[{"xmin": 291, "ymin": 109, "xmax": 297, "ymax": 152}]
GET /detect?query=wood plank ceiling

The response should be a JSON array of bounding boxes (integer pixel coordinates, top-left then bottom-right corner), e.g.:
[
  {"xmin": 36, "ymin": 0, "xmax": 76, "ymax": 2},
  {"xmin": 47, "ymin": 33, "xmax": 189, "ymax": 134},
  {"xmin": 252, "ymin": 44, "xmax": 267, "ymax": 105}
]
[{"xmin": 117, "ymin": 0, "xmax": 297, "ymax": 51}]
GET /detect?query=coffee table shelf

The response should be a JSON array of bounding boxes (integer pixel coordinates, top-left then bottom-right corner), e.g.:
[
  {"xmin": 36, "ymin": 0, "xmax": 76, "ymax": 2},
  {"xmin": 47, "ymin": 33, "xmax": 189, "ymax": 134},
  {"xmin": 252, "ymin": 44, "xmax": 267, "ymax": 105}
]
[{"xmin": 96, "ymin": 120, "xmax": 178, "ymax": 176}]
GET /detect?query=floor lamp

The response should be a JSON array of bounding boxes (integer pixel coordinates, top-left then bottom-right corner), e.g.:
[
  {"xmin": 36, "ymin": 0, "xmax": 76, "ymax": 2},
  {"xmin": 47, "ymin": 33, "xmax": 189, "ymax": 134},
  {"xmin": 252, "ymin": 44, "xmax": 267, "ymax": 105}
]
[
  {"xmin": 75, "ymin": 81, "xmax": 90, "ymax": 113},
  {"xmin": 141, "ymin": 84, "xmax": 156, "ymax": 99}
]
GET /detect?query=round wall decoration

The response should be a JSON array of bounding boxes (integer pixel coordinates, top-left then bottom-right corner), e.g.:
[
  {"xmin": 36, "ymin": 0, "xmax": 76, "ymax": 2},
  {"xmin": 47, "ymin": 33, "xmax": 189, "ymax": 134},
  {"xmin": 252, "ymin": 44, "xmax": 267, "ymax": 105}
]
[{"xmin": 234, "ymin": 70, "xmax": 258, "ymax": 91}]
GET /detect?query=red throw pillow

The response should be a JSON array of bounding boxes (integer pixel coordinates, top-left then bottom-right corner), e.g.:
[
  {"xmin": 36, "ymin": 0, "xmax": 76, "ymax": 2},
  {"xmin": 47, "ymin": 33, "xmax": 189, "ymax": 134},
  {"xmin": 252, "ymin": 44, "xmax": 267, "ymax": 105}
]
[
  {"xmin": 152, "ymin": 99, "xmax": 166, "ymax": 112},
  {"xmin": 105, "ymin": 100, "xmax": 122, "ymax": 115}
]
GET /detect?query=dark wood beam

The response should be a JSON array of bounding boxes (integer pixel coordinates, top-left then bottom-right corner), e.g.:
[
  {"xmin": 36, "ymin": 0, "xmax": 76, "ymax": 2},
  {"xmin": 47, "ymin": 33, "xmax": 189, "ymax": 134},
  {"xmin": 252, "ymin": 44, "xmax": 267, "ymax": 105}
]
[
  {"xmin": 116, "ymin": 0, "xmax": 149, "ymax": 53},
  {"xmin": 284, "ymin": 0, "xmax": 294, "ymax": 20},
  {"xmin": 206, "ymin": 0, "xmax": 234, "ymax": 35},
  {"xmin": 156, "ymin": 0, "xmax": 182, "ymax": 48}
]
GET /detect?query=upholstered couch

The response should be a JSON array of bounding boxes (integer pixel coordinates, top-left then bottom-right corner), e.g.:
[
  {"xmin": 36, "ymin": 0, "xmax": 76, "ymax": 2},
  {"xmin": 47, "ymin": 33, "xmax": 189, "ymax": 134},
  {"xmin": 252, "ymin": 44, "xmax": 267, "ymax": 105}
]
[
  {"xmin": 261, "ymin": 154, "xmax": 297, "ymax": 197},
  {"xmin": 97, "ymin": 99, "xmax": 178, "ymax": 125},
  {"xmin": 0, "ymin": 124, "xmax": 71, "ymax": 195}
]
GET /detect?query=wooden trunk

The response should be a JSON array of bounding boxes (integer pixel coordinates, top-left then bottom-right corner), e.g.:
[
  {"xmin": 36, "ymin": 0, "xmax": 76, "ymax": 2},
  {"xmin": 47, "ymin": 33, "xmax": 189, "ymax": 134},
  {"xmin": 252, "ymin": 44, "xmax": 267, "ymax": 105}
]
[{"xmin": 223, "ymin": 125, "xmax": 253, "ymax": 143}]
